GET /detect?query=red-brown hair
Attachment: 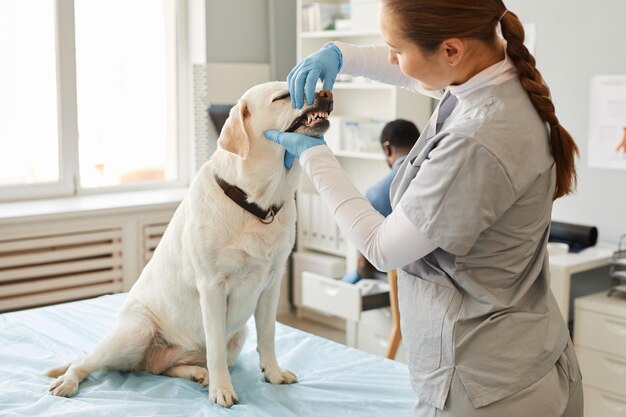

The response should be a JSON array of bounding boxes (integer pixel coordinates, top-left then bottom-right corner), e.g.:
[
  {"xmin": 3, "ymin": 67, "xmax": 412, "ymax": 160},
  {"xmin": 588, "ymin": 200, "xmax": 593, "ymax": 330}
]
[{"xmin": 382, "ymin": 0, "xmax": 579, "ymax": 199}]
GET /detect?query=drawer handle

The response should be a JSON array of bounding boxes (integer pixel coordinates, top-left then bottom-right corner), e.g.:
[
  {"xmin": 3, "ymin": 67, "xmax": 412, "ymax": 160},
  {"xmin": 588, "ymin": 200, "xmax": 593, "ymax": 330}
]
[
  {"xmin": 605, "ymin": 318, "xmax": 626, "ymax": 336},
  {"xmin": 320, "ymin": 282, "xmax": 341, "ymax": 297},
  {"xmin": 600, "ymin": 393, "xmax": 626, "ymax": 412},
  {"xmin": 602, "ymin": 356, "xmax": 626, "ymax": 374}
]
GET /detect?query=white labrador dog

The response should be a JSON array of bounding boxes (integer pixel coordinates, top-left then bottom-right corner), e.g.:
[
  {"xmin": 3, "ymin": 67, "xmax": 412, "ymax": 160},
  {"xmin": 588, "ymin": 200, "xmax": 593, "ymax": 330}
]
[{"xmin": 45, "ymin": 81, "xmax": 333, "ymax": 408}]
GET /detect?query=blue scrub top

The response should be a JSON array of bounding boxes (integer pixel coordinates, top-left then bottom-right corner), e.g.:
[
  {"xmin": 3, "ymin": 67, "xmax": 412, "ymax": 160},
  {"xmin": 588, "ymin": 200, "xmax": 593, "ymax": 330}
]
[{"xmin": 364, "ymin": 155, "xmax": 406, "ymax": 217}]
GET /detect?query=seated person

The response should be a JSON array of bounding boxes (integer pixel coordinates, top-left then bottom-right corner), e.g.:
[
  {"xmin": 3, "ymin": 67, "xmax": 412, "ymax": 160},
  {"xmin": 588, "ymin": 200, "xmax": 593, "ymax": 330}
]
[{"xmin": 342, "ymin": 119, "xmax": 420, "ymax": 284}]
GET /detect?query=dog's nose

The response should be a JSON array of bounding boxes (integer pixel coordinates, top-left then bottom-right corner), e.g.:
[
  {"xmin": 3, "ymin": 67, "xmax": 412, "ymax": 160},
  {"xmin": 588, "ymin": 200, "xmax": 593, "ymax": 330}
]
[{"xmin": 318, "ymin": 90, "xmax": 332, "ymax": 100}]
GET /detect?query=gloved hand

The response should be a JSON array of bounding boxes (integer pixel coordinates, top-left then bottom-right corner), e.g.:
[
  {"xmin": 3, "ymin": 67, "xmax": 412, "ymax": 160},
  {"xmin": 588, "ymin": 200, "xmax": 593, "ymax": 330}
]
[
  {"xmin": 341, "ymin": 270, "xmax": 362, "ymax": 285},
  {"xmin": 264, "ymin": 130, "xmax": 326, "ymax": 169},
  {"xmin": 288, "ymin": 43, "xmax": 342, "ymax": 109}
]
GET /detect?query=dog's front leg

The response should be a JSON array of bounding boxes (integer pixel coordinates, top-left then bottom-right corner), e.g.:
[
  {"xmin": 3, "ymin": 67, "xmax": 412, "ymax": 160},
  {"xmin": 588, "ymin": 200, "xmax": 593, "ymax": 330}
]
[
  {"xmin": 255, "ymin": 267, "xmax": 298, "ymax": 385},
  {"xmin": 198, "ymin": 280, "xmax": 238, "ymax": 407}
]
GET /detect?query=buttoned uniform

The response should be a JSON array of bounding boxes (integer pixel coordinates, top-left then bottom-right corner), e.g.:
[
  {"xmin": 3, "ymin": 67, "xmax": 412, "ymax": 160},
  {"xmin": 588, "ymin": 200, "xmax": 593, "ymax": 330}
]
[
  {"xmin": 389, "ymin": 77, "xmax": 581, "ymax": 411},
  {"xmin": 328, "ymin": 39, "xmax": 582, "ymax": 413}
]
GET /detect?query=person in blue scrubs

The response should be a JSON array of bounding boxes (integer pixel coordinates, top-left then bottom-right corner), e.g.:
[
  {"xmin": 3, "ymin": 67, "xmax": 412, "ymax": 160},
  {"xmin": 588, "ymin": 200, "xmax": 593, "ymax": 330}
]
[{"xmin": 342, "ymin": 119, "xmax": 419, "ymax": 284}]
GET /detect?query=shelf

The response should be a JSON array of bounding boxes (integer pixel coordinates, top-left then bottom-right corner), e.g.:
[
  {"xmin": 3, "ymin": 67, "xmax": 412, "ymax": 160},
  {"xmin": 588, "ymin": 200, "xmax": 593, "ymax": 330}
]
[
  {"xmin": 300, "ymin": 30, "xmax": 380, "ymax": 39},
  {"xmin": 612, "ymin": 271, "xmax": 626, "ymax": 280},
  {"xmin": 334, "ymin": 150, "xmax": 386, "ymax": 161},
  {"xmin": 300, "ymin": 242, "xmax": 346, "ymax": 258}
]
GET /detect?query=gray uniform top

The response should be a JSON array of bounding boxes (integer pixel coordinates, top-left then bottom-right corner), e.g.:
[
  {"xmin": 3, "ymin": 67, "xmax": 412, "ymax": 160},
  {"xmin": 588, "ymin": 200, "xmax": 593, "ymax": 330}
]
[{"xmin": 390, "ymin": 77, "xmax": 571, "ymax": 410}]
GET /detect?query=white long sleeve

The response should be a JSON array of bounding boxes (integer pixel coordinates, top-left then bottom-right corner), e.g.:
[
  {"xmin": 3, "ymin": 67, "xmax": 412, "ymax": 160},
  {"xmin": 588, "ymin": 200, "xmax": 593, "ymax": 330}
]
[
  {"xmin": 333, "ymin": 41, "xmax": 443, "ymax": 99},
  {"xmin": 300, "ymin": 145, "xmax": 436, "ymax": 272}
]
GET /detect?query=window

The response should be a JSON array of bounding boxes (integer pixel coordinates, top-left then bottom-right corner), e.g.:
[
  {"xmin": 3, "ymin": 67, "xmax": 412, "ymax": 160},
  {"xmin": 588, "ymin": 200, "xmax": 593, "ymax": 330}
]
[
  {"xmin": 0, "ymin": 0, "xmax": 190, "ymax": 201},
  {"xmin": 0, "ymin": 0, "xmax": 60, "ymax": 187}
]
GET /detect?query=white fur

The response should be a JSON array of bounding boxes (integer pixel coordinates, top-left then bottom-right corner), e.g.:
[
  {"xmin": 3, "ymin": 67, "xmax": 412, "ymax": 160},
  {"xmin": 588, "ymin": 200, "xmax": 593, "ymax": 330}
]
[{"xmin": 45, "ymin": 82, "xmax": 321, "ymax": 408}]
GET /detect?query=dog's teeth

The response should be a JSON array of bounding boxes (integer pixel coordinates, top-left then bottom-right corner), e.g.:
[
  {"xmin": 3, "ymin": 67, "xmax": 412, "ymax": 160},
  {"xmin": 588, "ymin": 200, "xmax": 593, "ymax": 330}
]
[{"xmin": 305, "ymin": 111, "xmax": 328, "ymax": 124}]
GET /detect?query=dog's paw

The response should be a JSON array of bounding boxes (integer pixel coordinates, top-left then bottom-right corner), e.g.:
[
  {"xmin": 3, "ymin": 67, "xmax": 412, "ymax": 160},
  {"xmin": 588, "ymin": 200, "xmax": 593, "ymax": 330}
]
[
  {"xmin": 191, "ymin": 368, "xmax": 209, "ymax": 387},
  {"xmin": 264, "ymin": 367, "xmax": 298, "ymax": 385},
  {"xmin": 48, "ymin": 375, "xmax": 79, "ymax": 397},
  {"xmin": 209, "ymin": 385, "xmax": 238, "ymax": 408}
]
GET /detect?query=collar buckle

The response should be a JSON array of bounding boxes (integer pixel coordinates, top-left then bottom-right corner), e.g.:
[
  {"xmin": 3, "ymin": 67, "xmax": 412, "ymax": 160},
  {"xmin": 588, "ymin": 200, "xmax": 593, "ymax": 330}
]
[{"xmin": 260, "ymin": 208, "xmax": 275, "ymax": 224}]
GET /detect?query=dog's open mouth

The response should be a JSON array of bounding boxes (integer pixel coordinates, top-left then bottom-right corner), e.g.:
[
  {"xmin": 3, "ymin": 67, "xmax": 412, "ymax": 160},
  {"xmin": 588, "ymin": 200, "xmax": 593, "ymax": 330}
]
[{"xmin": 285, "ymin": 94, "xmax": 333, "ymax": 137}]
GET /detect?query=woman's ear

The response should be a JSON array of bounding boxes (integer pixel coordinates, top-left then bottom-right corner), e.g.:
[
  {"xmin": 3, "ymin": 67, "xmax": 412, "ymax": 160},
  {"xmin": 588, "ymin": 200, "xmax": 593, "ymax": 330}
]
[
  {"xmin": 217, "ymin": 99, "xmax": 251, "ymax": 159},
  {"xmin": 442, "ymin": 38, "xmax": 464, "ymax": 67}
]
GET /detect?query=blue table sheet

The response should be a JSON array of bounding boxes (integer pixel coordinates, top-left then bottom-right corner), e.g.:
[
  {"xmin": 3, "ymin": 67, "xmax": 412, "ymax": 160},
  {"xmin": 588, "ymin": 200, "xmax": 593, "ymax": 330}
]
[{"xmin": 0, "ymin": 294, "xmax": 415, "ymax": 416}]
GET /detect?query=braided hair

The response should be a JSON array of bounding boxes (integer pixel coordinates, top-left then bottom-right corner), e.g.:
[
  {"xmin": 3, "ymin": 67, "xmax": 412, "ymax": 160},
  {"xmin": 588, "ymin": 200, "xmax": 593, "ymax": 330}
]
[
  {"xmin": 382, "ymin": 0, "xmax": 579, "ymax": 199},
  {"xmin": 499, "ymin": 9, "xmax": 578, "ymax": 199}
]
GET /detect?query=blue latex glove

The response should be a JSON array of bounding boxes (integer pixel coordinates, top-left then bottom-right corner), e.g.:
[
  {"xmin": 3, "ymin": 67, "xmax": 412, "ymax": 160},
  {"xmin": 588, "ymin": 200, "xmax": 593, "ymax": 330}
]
[
  {"xmin": 341, "ymin": 270, "xmax": 362, "ymax": 285},
  {"xmin": 288, "ymin": 43, "xmax": 343, "ymax": 109},
  {"xmin": 264, "ymin": 130, "xmax": 326, "ymax": 169}
]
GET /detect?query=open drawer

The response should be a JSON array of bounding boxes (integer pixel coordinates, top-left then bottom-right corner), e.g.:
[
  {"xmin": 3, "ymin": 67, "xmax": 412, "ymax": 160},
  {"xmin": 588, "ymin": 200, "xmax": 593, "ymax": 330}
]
[{"xmin": 301, "ymin": 271, "xmax": 390, "ymax": 321}]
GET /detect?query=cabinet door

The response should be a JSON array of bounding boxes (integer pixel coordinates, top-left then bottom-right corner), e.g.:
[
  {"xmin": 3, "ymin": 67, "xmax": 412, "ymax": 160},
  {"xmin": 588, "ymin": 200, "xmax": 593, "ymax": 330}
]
[
  {"xmin": 584, "ymin": 385, "xmax": 626, "ymax": 417},
  {"xmin": 576, "ymin": 347, "xmax": 626, "ymax": 397},
  {"xmin": 574, "ymin": 309, "xmax": 626, "ymax": 357}
]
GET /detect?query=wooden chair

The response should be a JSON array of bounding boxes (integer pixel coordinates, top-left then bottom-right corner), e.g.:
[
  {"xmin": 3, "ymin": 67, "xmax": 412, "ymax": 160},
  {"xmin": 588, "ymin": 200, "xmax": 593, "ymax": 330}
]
[{"xmin": 385, "ymin": 269, "xmax": 402, "ymax": 360}]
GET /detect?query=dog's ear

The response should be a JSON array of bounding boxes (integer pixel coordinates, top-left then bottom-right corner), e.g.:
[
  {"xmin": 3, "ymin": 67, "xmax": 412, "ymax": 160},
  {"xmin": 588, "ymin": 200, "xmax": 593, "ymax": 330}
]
[{"xmin": 218, "ymin": 99, "xmax": 250, "ymax": 159}]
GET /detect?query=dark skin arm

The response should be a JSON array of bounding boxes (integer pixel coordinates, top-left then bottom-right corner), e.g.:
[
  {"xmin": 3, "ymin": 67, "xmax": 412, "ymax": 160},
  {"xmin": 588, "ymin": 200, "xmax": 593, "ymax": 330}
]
[{"xmin": 357, "ymin": 252, "xmax": 379, "ymax": 278}]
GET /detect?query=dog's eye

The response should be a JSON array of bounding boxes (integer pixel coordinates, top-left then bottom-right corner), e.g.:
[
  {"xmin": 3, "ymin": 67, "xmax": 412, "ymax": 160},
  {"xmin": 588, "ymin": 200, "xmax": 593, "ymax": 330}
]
[{"xmin": 271, "ymin": 92, "xmax": 290, "ymax": 102}]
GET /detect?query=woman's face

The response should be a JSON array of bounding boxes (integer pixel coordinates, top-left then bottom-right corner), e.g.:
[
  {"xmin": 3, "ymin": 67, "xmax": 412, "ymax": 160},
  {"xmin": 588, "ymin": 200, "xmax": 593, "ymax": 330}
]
[{"xmin": 379, "ymin": 7, "xmax": 452, "ymax": 90}]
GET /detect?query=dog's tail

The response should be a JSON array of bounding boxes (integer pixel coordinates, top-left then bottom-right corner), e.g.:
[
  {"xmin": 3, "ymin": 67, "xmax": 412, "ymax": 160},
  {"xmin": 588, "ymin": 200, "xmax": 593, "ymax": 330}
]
[{"xmin": 43, "ymin": 362, "xmax": 72, "ymax": 378}]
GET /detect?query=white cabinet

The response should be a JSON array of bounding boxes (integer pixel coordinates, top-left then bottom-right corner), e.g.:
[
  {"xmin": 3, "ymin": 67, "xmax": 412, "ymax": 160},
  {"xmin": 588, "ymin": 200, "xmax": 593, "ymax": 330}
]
[
  {"xmin": 548, "ymin": 244, "xmax": 615, "ymax": 322},
  {"xmin": 296, "ymin": 0, "xmax": 433, "ymax": 160},
  {"xmin": 574, "ymin": 291, "xmax": 626, "ymax": 417},
  {"xmin": 293, "ymin": 0, "xmax": 432, "ymax": 358},
  {"xmin": 301, "ymin": 272, "xmax": 391, "ymax": 322},
  {"xmin": 358, "ymin": 308, "xmax": 406, "ymax": 361}
]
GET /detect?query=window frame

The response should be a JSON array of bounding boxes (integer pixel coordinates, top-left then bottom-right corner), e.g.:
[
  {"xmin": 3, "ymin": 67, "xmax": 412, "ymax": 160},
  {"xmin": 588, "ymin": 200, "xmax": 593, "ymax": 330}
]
[{"xmin": 0, "ymin": 0, "xmax": 193, "ymax": 202}]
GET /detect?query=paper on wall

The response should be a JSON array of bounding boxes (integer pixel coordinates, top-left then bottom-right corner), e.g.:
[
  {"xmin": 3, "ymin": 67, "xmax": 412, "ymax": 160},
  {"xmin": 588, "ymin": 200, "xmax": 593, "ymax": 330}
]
[{"xmin": 587, "ymin": 75, "xmax": 626, "ymax": 170}]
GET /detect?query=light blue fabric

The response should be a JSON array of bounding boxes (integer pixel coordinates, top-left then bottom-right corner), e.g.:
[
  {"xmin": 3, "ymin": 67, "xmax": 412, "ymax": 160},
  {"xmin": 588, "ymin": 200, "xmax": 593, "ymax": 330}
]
[
  {"xmin": 264, "ymin": 130, "xmax": 326, "ymax": 169},
  {"xmin": 0, "ymin": 294, "xmax": 415, "ymax": 417},
  {"xmin": 340, "ymin": 270, "xmax": 361, "ymax": 284},
  {"xmin": 364, "ymin": 156, "xmax": 406, "ymax": 218}
]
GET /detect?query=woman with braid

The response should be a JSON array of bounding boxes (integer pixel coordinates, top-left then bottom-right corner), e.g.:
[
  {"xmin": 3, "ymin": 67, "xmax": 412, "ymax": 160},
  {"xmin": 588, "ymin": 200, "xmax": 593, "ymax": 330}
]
[{"xmin": 265, "ymin": 1, "xmax": 582, "ymax": 415}]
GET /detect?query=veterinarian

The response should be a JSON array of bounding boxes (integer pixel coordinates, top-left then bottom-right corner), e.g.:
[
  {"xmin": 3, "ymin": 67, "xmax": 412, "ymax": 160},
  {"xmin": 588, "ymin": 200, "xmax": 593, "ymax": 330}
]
[
  {"xmin": 264, "ymin": 1, "xmax": 583, "ymax": 416},
  {"xmin": 342, "ymin": 119, "xmax": 419, "ymax": 284}
]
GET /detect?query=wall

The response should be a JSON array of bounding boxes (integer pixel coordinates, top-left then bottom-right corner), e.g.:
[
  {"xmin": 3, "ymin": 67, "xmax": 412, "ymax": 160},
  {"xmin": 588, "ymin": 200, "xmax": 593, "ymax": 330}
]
[
  {"xmin": 506, "ymin": 0, "xmax": 626, "ymax": 245},
  {"xmin": 205, "ymin": 0, "xmax": 270, "ymax": 63},
  {"xmin": 269, "ymin": 0, "xmax": 297, "ymax": 81}
]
